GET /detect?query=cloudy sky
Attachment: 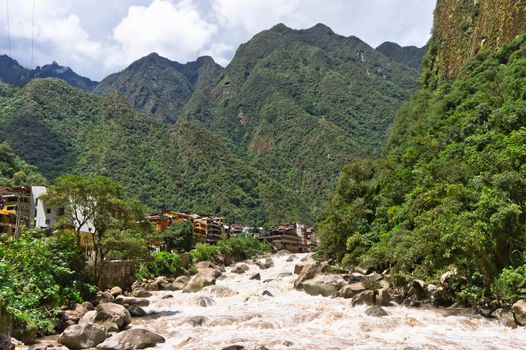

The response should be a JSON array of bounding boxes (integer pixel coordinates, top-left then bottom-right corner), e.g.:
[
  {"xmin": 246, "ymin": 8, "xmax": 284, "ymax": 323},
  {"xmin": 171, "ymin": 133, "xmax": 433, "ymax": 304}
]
[{"xmin": 0, "ymin": 0, "xmax": 436, "ymax": 80}]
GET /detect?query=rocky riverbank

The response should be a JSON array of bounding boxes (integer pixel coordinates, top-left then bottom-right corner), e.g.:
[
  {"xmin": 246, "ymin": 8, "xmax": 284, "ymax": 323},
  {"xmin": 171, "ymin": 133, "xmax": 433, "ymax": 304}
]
[{"xmin": 17, "ymin": 252, "xmax": 526, "ymax": 349}]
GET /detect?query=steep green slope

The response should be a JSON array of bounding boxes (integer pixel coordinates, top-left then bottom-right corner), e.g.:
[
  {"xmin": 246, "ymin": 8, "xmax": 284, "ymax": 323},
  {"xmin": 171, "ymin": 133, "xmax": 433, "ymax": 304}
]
[
  {"xmin": 0, "ymin": 142, "xmax": 46, "ymax": 186},
  {"xmin": 94, "ymin": 54, "xmax": 223, "ymax": 123},
  {"xmin": 184, "ymin": 23, "xmax": 419, "ymax": 211},
  {"xmin": 0, "ymin": 78, "xmax": 309, "ymax": 225},
  {"xmin": 376, "ymin": 42, "xmax": 427, "ymax": 70},
  {"xmin": 317, "ymin": 33, "xmax": 526, "ymax": 304}
]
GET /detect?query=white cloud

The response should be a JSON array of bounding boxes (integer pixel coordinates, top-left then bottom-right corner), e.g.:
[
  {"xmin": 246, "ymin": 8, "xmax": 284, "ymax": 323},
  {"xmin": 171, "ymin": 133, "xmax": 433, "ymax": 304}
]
[
  {"xmin": 106, "ymin": 0, "xmax": 216, "ymax": 71},
  {"xmin": 0, "ymin": 0, "xmax": 435, "ymax": 80}
]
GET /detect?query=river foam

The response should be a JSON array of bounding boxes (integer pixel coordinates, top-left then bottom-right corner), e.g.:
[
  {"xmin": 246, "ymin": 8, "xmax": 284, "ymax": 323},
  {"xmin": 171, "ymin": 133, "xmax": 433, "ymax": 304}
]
[{"xmin": 129, "ymin": 253, "xmax": 526, "ymax": 350}]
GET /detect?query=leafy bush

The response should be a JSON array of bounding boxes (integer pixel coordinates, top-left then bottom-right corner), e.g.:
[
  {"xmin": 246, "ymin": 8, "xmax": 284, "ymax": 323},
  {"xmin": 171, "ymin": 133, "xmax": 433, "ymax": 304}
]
[
  {"xmin": 492, "ymin": 265, "xmax": 526, "ymax": 303},
  {"xmin": 189, "ymin": 243, "xmax": 221, "ymax": 263},
  {"xmin": 0, "ymin": 231, "xmax": 92, "ymax": 333},
  {"xmin": 150, "ymin": 252, "xmax": 183, "ymax": 276},
  {"xmin": 217, "ymin": 235, "xmax": 269, "ymax": 261},
  {"xmin": 163, "ymin": 221, "xmax": 194, "ymax": 252}
]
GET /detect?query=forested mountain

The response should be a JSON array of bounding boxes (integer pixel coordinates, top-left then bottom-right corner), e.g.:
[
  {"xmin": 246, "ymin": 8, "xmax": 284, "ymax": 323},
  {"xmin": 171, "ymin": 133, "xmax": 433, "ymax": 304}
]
[
  {"xmin": 94, "ymin": 54, "xmax": 223, "ymax": 123},
  {"xmin": 0, "ymin": 55, "xmax": 97, "ymax": 91},
  {"xmin": 376, "ymin": 42, "xmax": 426, "ymax": 70},
  {"xmin": 318, "ymin": 0, "xmax": 526, "ymax": 305},
  {"xmin": 182, "ymin": 23, "xmax": 419, "ymax": 211},
  {"xmin": 0, "ymin": 23, "xmax": 421, "ymax": 224},
  {"xmin": 0, "ymin": 78, "xmax": 307, "ymax": 225}
]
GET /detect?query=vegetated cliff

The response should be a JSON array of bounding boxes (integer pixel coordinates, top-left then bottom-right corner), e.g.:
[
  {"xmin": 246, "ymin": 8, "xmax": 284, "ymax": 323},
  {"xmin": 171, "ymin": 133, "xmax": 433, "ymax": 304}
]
[
  {"xmin": 317, "ymin": 0, "xmax": 526, "ymax": 305},
  {"xmin": 423, "ymin": 0, "xmax": 526, "ymax": 87}
]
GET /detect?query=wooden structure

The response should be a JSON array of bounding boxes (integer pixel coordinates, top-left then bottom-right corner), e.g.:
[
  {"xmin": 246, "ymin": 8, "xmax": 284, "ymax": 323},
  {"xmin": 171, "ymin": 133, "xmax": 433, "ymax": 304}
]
[
  {"xmin": 193, "ymin": 216, "xmax": 224, "ymax": 244},
  {"xmin": 148, "ymin": 211, "xmax": 224, "ymax": 245},
  {"xmin": 0, "ymin": 187, "xmax": 32, "ymax": 236}
]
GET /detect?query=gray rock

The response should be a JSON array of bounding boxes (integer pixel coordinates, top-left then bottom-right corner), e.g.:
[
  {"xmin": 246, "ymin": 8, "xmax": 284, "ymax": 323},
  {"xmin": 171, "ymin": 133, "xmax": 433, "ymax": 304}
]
[
  {"xmin": 338, "ymin": 282, "xmax": 366, "ymax": 298},
  {"xmin": 197, "ymin": 296, "xmax": 216, "ymax": 307},
  {"xmin": 114, "ymin": 297, "xmax": 149, "ymax": 307},
  {"xmin": 233, "ymin": 263, "xmax": 250, "ymax": 274},
  {"xmin": 182, "ymin": 269, "xmax": 218, "ymax": 293},
  {"xmin": 256, "ymin": 258, "xmax": 274, "ymax": 270},
  {"xmin": 351, "ymin": 290, "xmax": 375, "ymax": 306},
  {"xmin": 302, "ymin": 274, "xmax": 346, "ymax": 297},
  {"xmin": 262, "ymin": 290, "xmax": 274, "ymax": 297},
  {"xmin": 293, "ymin": 262, "xmax": 328, "ymax": 288},
  {"xmin": 126, "ymin": 305, "xmax": 146, "ymax": 317},
  {"xmin": 109, "ymin": 287, "xmax": 123, "ymax": 297},
  {"xmin": 95, "ymin": 303, "xmax": 132, "ymax": 330},
  {"xmin": 129, "ymin": 289, "xmax": 152, "ymax": 298},
  {"xmin": 96, "ymin": 329, "xmax": 165, "ymax": 350},
  {"xmin": 58, "ymin": 323, "xmax": 108, "ymax": 349},
  {"xmin": 365, "ymin": 305, "xmax": 388, "ymax": 317},
  {"xmin": 512, "ymin": 299, "xmax": 526, "ymax": 326},
  {"xmin": 249, "ymin": 273, "xmax": 261, "ymax": 280},
  {"xmin": 172, "ymin": 275, "xmax": 190, "ymax": 290},
  {"xmin": 185, "ymin": 316, "xmax": 207, "ymax": 327},
  {"xmin": 286, "ymin": 255, "xmax": 297, "ymax": 262},
  {"xmin": 293, "ymin": 264, "xmax": 304, "ymax": 275},
  {"xmin": 78, "ymin": 310, "xmax": 97, "ymax": 324}
]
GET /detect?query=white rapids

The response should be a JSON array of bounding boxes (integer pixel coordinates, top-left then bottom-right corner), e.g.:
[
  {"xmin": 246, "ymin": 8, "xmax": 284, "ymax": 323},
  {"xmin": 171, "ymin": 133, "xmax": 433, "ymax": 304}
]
[{"xmin": 129, "ymin": 253, "xmax": 526, "ymax": 350}]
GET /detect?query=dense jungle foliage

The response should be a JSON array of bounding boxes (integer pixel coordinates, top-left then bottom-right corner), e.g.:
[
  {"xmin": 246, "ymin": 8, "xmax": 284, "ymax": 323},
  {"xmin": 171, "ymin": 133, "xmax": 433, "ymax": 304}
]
[
  {"xmin": 317, "ymin": 35, "xmax": 526, "ymax": 305},
  {"xmin": 0, "ymin": 79, "xmax": 307, "ymax": 225}
]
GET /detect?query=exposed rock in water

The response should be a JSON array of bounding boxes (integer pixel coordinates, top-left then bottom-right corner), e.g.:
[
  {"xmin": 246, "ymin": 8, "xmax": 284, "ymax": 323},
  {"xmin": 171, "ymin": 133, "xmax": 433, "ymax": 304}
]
[
  {"xmin": 512, "ymin": 299, "xmax": 526, "ymax": 326},
  {"xmin": 115, "ymin": 297, "xmax": 149, "ymax": 307},
  {"xmin": 109, "ymin": 287, "xmax": 123, "ymax": 297},
  {"xmin": 293, "ymin": 262, "xmax": 328, "ymax": 288},
  {"xmin": 233, "ymin": 263, "xmax": 250, "ymax": 274},
  {"xmin": 130, "ymin": 289, "xmax": 152, "ymax": 298},
  {"xmin": 172, "ymin": 275, "xmax": 190, "ymax": 290},
  {"xmin": 301, "ymin": 274, "xmax": 346, "ymax": 297},
  {"xmin": 126, "ymin": 304, "xmax": 147, "ymax": 317},
  {"xmin": 338, "ymin": 282, "xmax": 366, "ymax": 299},
  {"xmin": 351, "ymin": 290, "xmax": 375, "ymax": 306},
  {"xmin": 365, "ymin": 306, "xmax": 388, "ymax": 317},
  {"xmin": 94, "ymin": 303, "xmax": 132, "ymax": 330},
  {"xmin": 262, "ymin": 290, "xmax": 274, "ymax": 297},
  {"xmin": 58, "ymin": 323, "xmax": 108, "ymax": 349},
  {"xmin": 256, "ymin": 257, "xmax": 274, "ymax": 270},
  {"xmin": 249, "ymin": 273, "xmax": 261, "ymax": 280},
  {"xmin": 197, "ymin": 296, "xmax": 216, "ymax": 307},
  {"xmin": 96, "ymin": 329, "xmax": 165, "ymax": 350}
]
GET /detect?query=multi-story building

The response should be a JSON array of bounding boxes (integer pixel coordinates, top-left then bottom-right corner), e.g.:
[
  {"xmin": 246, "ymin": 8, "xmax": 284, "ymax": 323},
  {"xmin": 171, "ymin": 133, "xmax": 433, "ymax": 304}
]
[{"xmin": 0, "ymin": 186, "xmax": 32, "ymax": 235}]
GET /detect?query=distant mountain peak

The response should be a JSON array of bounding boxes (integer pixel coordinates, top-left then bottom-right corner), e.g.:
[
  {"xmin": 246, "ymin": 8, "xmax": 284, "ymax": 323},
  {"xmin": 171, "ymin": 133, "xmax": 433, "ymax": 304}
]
[{"xmin": 306, "ymin": 23, "xmax": 334, "ymax": 34}]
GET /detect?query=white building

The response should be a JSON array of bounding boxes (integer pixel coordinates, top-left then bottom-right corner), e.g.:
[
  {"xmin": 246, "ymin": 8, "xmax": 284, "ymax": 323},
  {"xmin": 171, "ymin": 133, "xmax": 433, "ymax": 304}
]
[{"xmin": 30, "ymin": 186, "xmax": 94, "ymax": 233}]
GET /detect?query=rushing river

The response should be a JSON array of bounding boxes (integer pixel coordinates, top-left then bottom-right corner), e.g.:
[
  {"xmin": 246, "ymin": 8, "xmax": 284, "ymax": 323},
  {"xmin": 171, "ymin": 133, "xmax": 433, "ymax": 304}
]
[{"xmin": 128, "ymin": 253, "xmax": 524, "ymax": 350}]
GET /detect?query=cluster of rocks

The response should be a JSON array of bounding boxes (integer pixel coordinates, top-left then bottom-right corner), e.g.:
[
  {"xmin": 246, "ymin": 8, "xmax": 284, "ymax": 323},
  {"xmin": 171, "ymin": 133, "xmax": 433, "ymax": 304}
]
[{"xmin": 56, "ymin": 288, "xmax": 164, "ymax": 350}]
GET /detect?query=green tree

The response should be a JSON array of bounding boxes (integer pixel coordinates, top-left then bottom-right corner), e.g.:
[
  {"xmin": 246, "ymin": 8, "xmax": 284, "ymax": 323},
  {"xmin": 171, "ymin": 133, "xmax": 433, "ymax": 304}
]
[{"xmin": 162, "ymin": 220, "xmax": 194, "ymax": 252}]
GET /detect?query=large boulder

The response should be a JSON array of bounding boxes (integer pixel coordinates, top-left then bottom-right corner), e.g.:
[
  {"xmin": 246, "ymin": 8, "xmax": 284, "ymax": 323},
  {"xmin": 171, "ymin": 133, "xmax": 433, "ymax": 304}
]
[
  {"xmin": 376, "ymin": 280, "xmax": 393, "ymax": 307},
  {"xmin": 95, "ymin": 303, "xmax": 131, "ymax": 330},
  {"xmin": 58, "ymin": 323, "xmax": 108, "ymax": 349},
  {"xmin": 172, "ymin": 276, "xmax": 190, "ymax": 290},
  {"xmin": 302, "ymin": 274, "xmax": 346, "ymax": 297},
  {"xmin": 338, "ymin": 282, "xmax": 366, "ymax": 299},
  {"xmin": 79, "ymin": 310, "xmax": 97, "ymax": 324},
  {"xmin": 512, "ymin": 299, "xmax": 526, "ymax": 326},
  {"xmin": 183, "ymin": 270, "xmax": 217, "ymax": 293},
  {"xmin": 109, "ymin": 287, "xmax": 123, "ymax": 297},
  {"xmin": 97, "ymin": 329, "xmax": 165, "ymax": 350},
  {"xmin": 126, "ymin": 305, "xmax": 146, "ymax": 318},
  {"xmin": 351, "ymin": 290, "xmax": 375, "ymax": 306},
  {"xmin": 196, "ymin": 261, "xmax": 223, "ymax": 276},
  {"xmin": 115, "ymin": 297, "xmax": 149, "ymax": 307},
  {"xmin": 365, "ymin": 306, "xmax": 388, "ymax": 317},
  {"xmin": 293, "ymin": 262, "xmax": 328, "ymax": 288}
]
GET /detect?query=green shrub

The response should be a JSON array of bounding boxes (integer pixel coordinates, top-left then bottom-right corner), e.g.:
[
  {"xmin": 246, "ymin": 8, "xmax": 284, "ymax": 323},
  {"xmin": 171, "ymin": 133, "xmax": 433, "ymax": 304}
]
[
  {"xmin": 0, "ymin": 231, "xmax": 92, "ymax": 333},
  {"xmin": 190, "ymin": 243, "xmax": 221, "ymax": 263},
  {"xmin": 150, "ymin": 252, "xmax": 183, "ymax": 276},
  {"xmin": 217, "ymin": 235, "xmax": 269, "ymax": 261},
  {"xmin": 492, "ymin": 265, "xmax": 526, "ymax": 303}
]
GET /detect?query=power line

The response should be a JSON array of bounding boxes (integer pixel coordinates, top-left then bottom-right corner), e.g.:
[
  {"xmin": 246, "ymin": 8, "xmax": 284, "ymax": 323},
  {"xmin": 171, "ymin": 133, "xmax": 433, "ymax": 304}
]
[
  {"xmin": 31, "ymin": 0, "xmax": 35, "ymax": 67},
  {"xmin": 6, "ymin": 0, "xmax": 11, "ymax": 56}
]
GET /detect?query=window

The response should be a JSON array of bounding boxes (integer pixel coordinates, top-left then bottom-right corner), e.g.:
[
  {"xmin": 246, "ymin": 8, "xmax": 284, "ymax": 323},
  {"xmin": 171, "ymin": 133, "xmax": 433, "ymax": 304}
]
[
  {"xmin": 45, "ymin": 219, "xmax": 50, "ymax": 225},
  {"xmin": 46, "ymin": 208, "xmax": 51, "ymax": 214}
]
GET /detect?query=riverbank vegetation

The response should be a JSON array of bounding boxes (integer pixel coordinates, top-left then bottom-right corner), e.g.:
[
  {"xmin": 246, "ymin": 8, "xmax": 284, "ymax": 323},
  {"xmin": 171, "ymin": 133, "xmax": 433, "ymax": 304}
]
[{"xmin": 317, "ymin": 35, "xmax": 526, "ymax": 305}]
